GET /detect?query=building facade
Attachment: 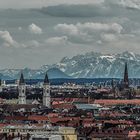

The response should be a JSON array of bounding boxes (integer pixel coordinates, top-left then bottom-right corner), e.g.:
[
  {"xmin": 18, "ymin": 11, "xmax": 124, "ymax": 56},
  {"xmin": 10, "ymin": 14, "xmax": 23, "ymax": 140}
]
[
  {"xmin": 18, "ymin": 73, "xmax": 26, "ymax": 104},
  {"xmin": 43, "ymin": 73, "xmax": 51, "ymax": 108}
]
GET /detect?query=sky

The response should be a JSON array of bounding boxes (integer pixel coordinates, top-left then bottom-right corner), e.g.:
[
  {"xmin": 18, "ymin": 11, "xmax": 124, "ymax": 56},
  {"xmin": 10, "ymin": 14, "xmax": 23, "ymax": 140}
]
[
  {"xmin": 0, "ymin": 0, "xmax": 105, "ymax": 8},
  {"xmin": 0, "ymin": 0, "xmax": 140, "ymax": 69}
]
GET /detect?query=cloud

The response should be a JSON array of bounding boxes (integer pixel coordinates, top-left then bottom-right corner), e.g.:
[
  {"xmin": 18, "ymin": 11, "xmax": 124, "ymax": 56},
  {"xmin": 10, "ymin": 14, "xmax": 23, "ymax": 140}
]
[
  {"xmin": 48, "ymin": 0, "xmax": 105, "ymax": 5},
  {"xmin": 54, "ymin": 24, "xmax": 79, "ymax": 35},
  {"xmin": 23, "ymin": 40, "xmax": 41, "ymax": 49},
  {"xmin": 55, "ymin": 22, "xmax": 123, "ymax": 34},
  {"xmin": 28, "ymin": 23, "xmax": 42, "ymax": 34},
  {"xmin": 54, "ymin": 22, "xmax": 123, "ymax": 44},
  {"xmin": 39, "ymin": 4, "xmax": 111, "ymax": 17},
  {"xmin": 0, "ymin": 0, "xmax": 105, "ymax": 9},
  {"xmin": 0, "ymin": 1, "xmax": 140, "ymax": 68},
  {"xmin": 117, "ymin": 0, "xmax": 140, "ymax": 10},
  {"xmin": 101, "ymin": 33, "xmax": 118, "ymax": 42},
  {"xmin": 0, "ymin": 31, "xmax": 17, "ymax": 47},
  {"xmin": 45, "ymin": 36, "xmax": 68, "ymax": 46},
  {"xmin": 77, "ymin": 22, "xmax": 123, "ymax": 33},
  {"xmin": 18, "ymin": 27, "xmax": 22, "ymax": 30},
  {"xmin": 37, "ymin": 1, "xmax": 140, "ymax": 21}
]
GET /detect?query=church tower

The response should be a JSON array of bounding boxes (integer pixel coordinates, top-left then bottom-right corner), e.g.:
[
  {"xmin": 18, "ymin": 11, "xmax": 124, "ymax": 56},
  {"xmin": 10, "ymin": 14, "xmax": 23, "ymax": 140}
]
[
  {"xmin": 123, "ymin": 62, "xmax": 129, "ymax": 88},
  {"xmin": 111, "ymin": 79, "xmax": 115, "ymax": 91},
  {"xmin": 18, "ymin": 73, "xmax": 26, "ymax": 104},
  {"xmin": 43, "ymin": 72, "xmax": 51, "ymax": 108},
  {"xmin": 0, "ymin": 79, "xmax": 2, "ymax": 92}
]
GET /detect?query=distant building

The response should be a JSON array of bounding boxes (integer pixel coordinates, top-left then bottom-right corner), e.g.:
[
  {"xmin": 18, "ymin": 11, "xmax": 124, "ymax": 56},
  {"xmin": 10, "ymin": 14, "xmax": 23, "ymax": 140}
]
[
  {"xmin": 43, "ymin": 72, "xmax": 51, "ymax": 108},
  {"xmin": 17, "ymin": 72, "xmax": 51, "ymax": 106},
  {"xmin": 30, "ymin": 134, "xmax": 63, "ymax": 140},
  {"xmin": 0, "ymin": 79, "xmax": 3, "ymax": 92},
  {"xmin": 123, "ymin": 62, "xmax": 129, "ymax": 89},
  {"xmin": 18, "ymin": 73, "xmax": 26, "ymax": 104},
  {"xmin": 1, "ymin": 126, "xmax": 77, "ymax": 140}
]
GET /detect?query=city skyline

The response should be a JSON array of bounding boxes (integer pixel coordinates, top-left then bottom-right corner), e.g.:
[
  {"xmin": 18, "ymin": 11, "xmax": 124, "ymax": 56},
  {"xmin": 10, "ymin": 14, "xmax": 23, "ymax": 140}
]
[{"xmin": 0, "ymin": 1, "xmax": 140, "ymax": 139}]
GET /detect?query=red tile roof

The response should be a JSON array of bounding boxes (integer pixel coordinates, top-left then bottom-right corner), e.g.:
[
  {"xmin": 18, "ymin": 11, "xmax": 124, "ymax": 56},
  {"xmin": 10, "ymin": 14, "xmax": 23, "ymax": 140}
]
[
  {"xmin": 103, "ymin": 120, "xmax": 133, "ymax": 125},
  {"xmin": 48, "ymin": 113, "xmax": 59, "ymax": 118},
  {"xmin": 5, "ymin": 116, "xmax": 27, "ymax": 121},
  {"xmin": 28, "ymin": 115, "xmax": 81, "ymax": 123},
  {"xmin": 52, "ymin": 103, "xmax": 75, "ymax": 109},
  {"xmin": 28, "ymin": 115, "xmax": 48, "ymax": 121},
  {"xmin": 128, "ymin": 131, "xmax": 140, "ymax": 138}
]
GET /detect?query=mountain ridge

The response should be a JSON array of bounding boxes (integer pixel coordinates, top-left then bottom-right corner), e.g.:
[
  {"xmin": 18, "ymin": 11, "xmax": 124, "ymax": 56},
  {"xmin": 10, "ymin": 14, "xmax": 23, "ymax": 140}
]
[{"xmin": 0, "ymin": 51, "xmax": 140, "ymax": 79}]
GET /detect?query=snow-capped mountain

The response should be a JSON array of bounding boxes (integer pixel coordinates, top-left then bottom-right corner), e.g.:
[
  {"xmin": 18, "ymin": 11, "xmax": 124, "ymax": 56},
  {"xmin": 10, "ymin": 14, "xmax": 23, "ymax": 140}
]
[
  {"xmin": 0, "ymin": 68, "xmax": 71, "ymax": 80},
  {"xmin": 50, "ymin": 51, "xmax": 140, "ymax": 78},
  {"xmin": 0, "ymin": 51, "xmax": 140, "ymax": 79}
]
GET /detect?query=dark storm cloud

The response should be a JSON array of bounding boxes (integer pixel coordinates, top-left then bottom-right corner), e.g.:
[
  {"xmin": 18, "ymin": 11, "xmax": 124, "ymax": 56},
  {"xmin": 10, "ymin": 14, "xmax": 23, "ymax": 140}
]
[
  {"xmin": 39, "ymin": 4, "xmax": 110, "ymax": 17},
  {"xmin": 38, "ymin": 2, "xmax": 139, "ymax": 18}
]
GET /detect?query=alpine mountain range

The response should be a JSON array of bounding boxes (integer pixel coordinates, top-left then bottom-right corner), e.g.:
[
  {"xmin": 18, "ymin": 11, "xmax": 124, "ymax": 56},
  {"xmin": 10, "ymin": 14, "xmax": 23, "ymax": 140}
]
[{"xmin": 0, "ymin": 51, "xmax": 140, "ymax": 80}]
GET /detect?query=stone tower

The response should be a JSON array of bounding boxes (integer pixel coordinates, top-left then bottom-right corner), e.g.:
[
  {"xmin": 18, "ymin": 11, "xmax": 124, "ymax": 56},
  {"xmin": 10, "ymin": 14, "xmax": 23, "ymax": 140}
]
[
  {"xmin": 0, "ymin": 79, "xmax": 2, "ymax": 92},
  {"xmin": 123, "ymin": 62, "xmax": 129, "ymax": 88},
  {"xmin": 43, "ymin": 72, "xmax": 51, "ymax": 108},
  {"xmin": 18, "ymin": 73, "xmax": 26, "ymax": 104}
]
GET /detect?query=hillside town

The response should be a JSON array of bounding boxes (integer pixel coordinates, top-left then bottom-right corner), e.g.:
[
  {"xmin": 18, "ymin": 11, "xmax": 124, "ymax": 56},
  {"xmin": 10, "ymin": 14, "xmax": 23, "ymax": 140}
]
[{"xmin": 0, "ymin": 62, "xmax": 139, "ymax": 140}]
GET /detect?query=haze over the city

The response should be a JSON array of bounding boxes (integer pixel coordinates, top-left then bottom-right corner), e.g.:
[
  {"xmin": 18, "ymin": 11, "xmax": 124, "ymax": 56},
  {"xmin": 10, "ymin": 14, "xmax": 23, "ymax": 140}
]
[{"xmin": 0, "ymin": 0, "xmax": 140, "ymax": 68}]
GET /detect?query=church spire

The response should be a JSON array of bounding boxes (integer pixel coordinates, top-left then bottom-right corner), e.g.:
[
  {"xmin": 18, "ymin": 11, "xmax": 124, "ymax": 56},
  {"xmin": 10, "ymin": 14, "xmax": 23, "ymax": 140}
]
[
  {"xmin": 123, "ymin": 62, "xmax": 129, "ymax": 88},
  {"xmin": 43, "ymin": 72, "xmax": 50, "ymax": 107},
  {"xmin": 111, "ymin": 79, "xmax": 115, "ymax": 89},
  {"xmin": 19, "ymin": 73, "xmax": 25, "ymax": 85},
  {"xmin": 18, "ymin": 72, "xmax": 26, "ymax": 104},
  {"xmin": 44, "ymin": 72, "xmax": 49, "ymax": 84},
  {"xmin": 0, "ymin": 79, "xmax": 2, "ymax": 86}
]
